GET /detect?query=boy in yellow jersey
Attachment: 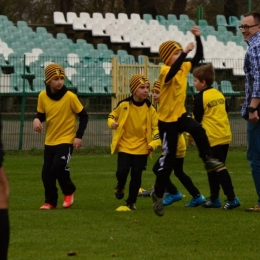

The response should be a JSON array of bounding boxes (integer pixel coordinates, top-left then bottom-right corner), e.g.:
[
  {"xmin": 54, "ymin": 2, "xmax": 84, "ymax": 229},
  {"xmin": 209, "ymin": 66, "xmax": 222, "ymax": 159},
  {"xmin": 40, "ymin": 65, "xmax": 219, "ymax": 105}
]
[
  {"xmin": 152, "ymin": 80, "xmax": 206, "ymax": 207},
  {"xmin": 107, "ymin": 74, "xmax": 160, "ymax": 210},
  {"xmin": 151, "ymin": 26, "xmax": 225, "ymax": 217},
  {"xmin": 33, "ymin": 63, "xmax": 88, "ymax": 210},
  {"xmin": 0, "ymin": 113, "xmax": 9, "ymax": 260},
  {"xmin": 192, "ymin": 64, "xmax": 240, "ymax": 209}
]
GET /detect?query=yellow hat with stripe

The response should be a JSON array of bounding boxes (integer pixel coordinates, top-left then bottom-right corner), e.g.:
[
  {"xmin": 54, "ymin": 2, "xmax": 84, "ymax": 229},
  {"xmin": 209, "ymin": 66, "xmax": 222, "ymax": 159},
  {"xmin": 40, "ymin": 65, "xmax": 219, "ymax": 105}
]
[
  {"xmin": 152, "ymin": 80, "xmax": 161, "ymax": 93},
  {"xmin": 45, "ymin": 63, "xmax": 65, "ymax": 84},
  {"xmin": 159, "ymin": 41, "xmax": 183, "ymax": 64},
  {"xmin": 129, "ymin": 74, "xmax": 150, "ymax": 94}
]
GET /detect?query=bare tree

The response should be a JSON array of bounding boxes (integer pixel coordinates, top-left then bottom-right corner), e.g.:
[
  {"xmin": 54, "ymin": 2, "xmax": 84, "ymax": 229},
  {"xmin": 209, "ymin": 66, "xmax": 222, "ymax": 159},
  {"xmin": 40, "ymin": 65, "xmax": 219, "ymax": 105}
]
[
  {"xmin": 172, "ymin": 0, "xmax": 187, "ymax": 18},
  {"xmin": 224, "ymin": 0, "xmax": 238, "ymax": 19}
]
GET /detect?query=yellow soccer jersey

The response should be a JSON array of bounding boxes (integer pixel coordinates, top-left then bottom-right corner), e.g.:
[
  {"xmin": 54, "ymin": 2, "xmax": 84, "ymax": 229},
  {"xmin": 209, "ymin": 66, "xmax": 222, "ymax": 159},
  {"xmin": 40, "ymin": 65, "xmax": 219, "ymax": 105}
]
[
  {"xmin": 158, "ymin": 62, "xmax": 191, "ymax": 122},
  {"xmin": 193, "ymin": 87, "xmax": 231, "ymax": 147},
  {"xmin": 37, "ymin": 90, "xmax": 83, "ymax": 145},
  {"xmin": 117, "ymin": 103, "xmax": 149, "ymax": 154}
]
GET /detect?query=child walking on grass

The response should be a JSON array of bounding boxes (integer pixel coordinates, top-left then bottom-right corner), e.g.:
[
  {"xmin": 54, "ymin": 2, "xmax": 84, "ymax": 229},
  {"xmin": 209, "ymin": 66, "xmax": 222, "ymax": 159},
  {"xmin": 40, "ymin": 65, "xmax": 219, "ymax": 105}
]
[
  {"xmin": 33, "ymin": 63, "xmax": 88, "ymax": 210},
  {"xmin": 191, "ymin": 63, "xmax": 240, "ymax": 210},
  {"xmin": 107, "ymin": 74, "xmax": 160, "ymax": 210},
  {"xmin": 151, "ymin": 25, "xmax": 225, "ymax": 217}
]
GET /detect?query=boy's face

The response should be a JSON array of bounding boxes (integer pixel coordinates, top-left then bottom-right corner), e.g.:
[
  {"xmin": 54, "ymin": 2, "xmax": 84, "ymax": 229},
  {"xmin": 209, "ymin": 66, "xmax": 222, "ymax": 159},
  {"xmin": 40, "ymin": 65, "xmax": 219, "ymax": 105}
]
[
  {"xmin": 193, "ymin": 77, "xmax": 206, "ymax": 92},
  {"xmin": 152, "ymin": 90, "xmax": 160, "ymax": 102},
  {"xmin": 167, "ymin": 50, "xmax": 182, "ymax": 66},
  {"xmin": 49, "ymin": 76, "xmax": 65, "ymax": 93},
  {"xmin": 133, "ymin": 84, "xmax": 149, "ymax": 102}
]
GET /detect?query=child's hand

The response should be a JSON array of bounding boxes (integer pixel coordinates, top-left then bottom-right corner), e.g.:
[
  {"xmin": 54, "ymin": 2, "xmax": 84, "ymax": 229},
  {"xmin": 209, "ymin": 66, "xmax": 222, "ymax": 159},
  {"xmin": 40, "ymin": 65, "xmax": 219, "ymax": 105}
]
[
  {"xmin": 33, "ymin": 118, "xmax": 43, "ymax": 133},
  {"xmin": 184, "ymin": 42, "xmax": 195, "ymax": 53},
  {"xmin": 190, "ymin": 25, "xmax": 200, "ymax": 36},
  {"xmin": 147, "ymin": 145, "xmax": 154, "ymax": 152},
  {"xmin": 111, "ymin": 122, "xmax": 119, "ymax": 130},
  {"xmin": 73, "ymin": 138, "xmax": 82, "ymax": 150}
]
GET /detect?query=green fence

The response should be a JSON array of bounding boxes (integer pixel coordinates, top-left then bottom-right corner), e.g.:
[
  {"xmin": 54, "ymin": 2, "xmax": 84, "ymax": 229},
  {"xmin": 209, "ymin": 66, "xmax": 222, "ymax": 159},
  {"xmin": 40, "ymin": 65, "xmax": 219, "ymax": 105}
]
[{"xmin": 0, "ymin": 55, "xmax": 247, "ymax": 150}]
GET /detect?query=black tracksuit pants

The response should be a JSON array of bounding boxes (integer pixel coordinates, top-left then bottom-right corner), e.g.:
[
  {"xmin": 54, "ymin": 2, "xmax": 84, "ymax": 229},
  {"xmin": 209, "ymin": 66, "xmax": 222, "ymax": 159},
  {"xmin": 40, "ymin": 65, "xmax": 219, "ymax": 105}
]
[
  {"xmin": 42, "ymin": 144, "xmax": 76, "ymax": 206},
  {"xmin": 116, "ymin": 152, "xmax": 148, "ymax": 205},
  {"xmin": 154, "ymin": 112, "xmax": 212, "ymax": 198}
]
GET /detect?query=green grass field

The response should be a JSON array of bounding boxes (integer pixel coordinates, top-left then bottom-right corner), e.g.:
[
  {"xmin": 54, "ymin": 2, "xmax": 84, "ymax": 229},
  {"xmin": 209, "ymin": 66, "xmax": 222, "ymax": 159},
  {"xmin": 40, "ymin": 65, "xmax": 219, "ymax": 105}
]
[{"xmin": 5, "ymin": 146, "xmax": 260, "ymax": 260}]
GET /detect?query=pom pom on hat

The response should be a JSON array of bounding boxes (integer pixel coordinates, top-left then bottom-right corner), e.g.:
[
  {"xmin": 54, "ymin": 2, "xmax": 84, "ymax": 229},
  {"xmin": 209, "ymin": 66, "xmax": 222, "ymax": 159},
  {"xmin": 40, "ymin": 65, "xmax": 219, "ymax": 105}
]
[
  {"xmin": 152, "ymin": 80, "xmax": 161, "ymax": 93},
  {"xmin": 45, "ymin": 63, "xmax": 65, "ymax": 84},
  {"xmin": 129, "ymin": 74, "xmax": 150, "ymax": 94},
  {"xmin": 159, "ymin": 41, "xmax": 183, "ymax": 64}
]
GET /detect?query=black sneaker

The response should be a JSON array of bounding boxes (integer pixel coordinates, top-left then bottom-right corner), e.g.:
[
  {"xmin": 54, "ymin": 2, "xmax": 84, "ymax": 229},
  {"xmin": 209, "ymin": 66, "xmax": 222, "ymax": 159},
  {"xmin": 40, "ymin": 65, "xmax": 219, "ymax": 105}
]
[
  {"xmin": 114, "ymin": 184, "xmax": 124, "ymax": 200},
  {"xmin": 126, "ymin": 203, "xmax": 137, "ymax": 210},
  {"xmin": 151, "ymin": 191, "xmax": 164, "ymax": 217},
  {"xmin": 205, "ymin": 158, "xmax": 225, "ymax": 173}
]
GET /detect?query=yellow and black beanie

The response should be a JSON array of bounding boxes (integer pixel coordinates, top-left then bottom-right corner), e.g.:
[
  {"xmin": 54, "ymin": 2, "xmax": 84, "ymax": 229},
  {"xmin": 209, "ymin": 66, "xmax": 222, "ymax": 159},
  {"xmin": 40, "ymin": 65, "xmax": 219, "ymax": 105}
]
[
  {"xmin": 45, "ymin": 63, "xmax": 65, "ymax": 84},
  {"xmin": 129, "ymin": 74, "xmax": 150, "ymax": 94},
  {"xmin": 152, "ymin": 80, "xmax": 161, "ymax": 93},
  {"xmin": 159, "ymin": 41, "xmax": 183, "ymax": 64}
]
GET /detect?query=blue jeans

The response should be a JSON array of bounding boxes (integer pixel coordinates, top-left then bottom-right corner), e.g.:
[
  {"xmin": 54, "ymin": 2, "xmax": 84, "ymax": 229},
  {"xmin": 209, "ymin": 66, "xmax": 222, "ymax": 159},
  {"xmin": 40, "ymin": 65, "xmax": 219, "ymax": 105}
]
[{"xmin": 247, "ymin": 120, "xmax": 260, "ymax": 205}]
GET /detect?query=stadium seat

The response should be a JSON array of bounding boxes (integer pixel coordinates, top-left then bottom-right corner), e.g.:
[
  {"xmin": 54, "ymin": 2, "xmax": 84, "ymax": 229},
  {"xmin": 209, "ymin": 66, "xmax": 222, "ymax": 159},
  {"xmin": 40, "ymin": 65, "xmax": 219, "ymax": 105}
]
[
  {"xmin": 93, "ymin": 12, "xmax": 104, "ymax": 22},
  {"xmin": 54, "ymin": 11, "xmax": 68, "ymax": 25},
  {"xmin": 97, "ymin": 43, "xmax": 108, "ymax": 51},
  {"xmin": 130, "ymin": 13, "xmax": 141, "ymax": 24},
  {"xmin": 64, "ymin": 67, "xmax": 77, "ymax": 81},
  {"xmin": 212, "ymin": 81, "xmax": 219, "ymax": 90},
  {"xmin": 32, "ymin": 77, "xmax": 45, "ymax": 92},
  {"xmin": 150, "ymin": 40, "xmax": 160, "ymax": 53},
  {"xmin": 56, "ymin": 33, "xmax": 67, "ymax": 40},
  {"xmin": 2, "ymin": 48, "xmax": 14, "ymax": 60},
  {"xmin": 179, "ymin": 14, "xmax": 190, "ymax": 22},
  {"xmin": 198, "ymin": 19, "xmax": 208, "ymax": 28},
  {"xmin": 156, "ymin": 15, "xmax": 166, "ymax": 24},
  {"xmin": 105, "ymin": 13, "xmax": 116, "ymax": 23},
  {"xmin": 72, "ymin": 18, "xmax": 88, "ymax": 30},
  {"xmin": 85, "ymin": 18, "xmax": 95, "ymax": 30},
  {"xmin": 77, "ymin": 78, "xmax": 93, "ymax": 94},
  {"xmin": 102, "ymin": 50, "xmax": 114, "ymax": 60},
  {"xmin": 105, "ymin": 24, "xmax": 116, "ymax": 35},
  {"xmin": 160, "ymin": 20, "xmax": 170, "ymax": 30},
  {"xmin": 76, "ymin": 39, "xmax": 88, "ymax": 46},
  {"xmin": 138, "ymin": 55, "xmax": 148, "ymax": 64},
  {"xmin": 130, "ymin": 35, "xmax": 145, "ymax": 48},
  {"xmin": 67, "ymin": 53, "xmax": 80, "ymax": 67},
  {"xmin": 228, "ymin": 16, "xmax": 239, "ymax": 27},
  {"xmin": 17, "ymin": 21, "xmax": 28, "ymax": 29},
  {"xmin": 92, "ymin": 79, "xmax": 107, "ymax": 94},
  {"xmin": 143, "ymin": 13, "xmax": 153, "ymax": 24},
  {"xmin": 220, "ymin": 80, "xmax": 240, "ymax": 96},
  {"xmin": 92, "ymin": 24, "xmax": 107, "ymax": 36},
  {"xmin": 66, "ymin": 12, "xmax": 78, "ymax": 24},
  {"xmin": 167, "ymin": 14, "xmax": 177, "ymax": 25},
  {"xmin": 102, "ymin": 62, "xmax": 112, "ymax": 74},
  {"xmin": 79, "ymin": 12, "xmax": 91, "ymax": 23},
  {"xmin": 17, "ymin": 78, "xmax": 32, "ymax": 92},
  {"xmin": 0, "ymin": 15, "xmax": 8, "ymax": 22},
  {"xmin": 36, "ymin": 27, "xmax": 48, "ymax": 35},
  {"xmin": 142, "ymin": 35, "xmax": 151, "ymax": 47},
  {"xmin": 216, "ymin": 14, "xmax": 228, "ymax": 27},
  {"xmin": 118, "ymin": 13, "xmax": 129, "ymax": 24}
]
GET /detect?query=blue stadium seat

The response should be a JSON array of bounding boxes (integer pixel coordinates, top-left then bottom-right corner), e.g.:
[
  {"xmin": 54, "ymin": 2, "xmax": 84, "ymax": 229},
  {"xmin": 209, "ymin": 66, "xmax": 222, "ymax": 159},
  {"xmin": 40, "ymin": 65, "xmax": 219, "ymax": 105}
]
[
  {"xmin": 216, "ymin": 15, "xmax": 228, "ymax": 26},
  {"xmin": 220, "ymin": 80, "xmax": 240, "ymax": 96},
  {"xmin": 143, "ymin": 13, "xmax": 153, "ymax": 24}
]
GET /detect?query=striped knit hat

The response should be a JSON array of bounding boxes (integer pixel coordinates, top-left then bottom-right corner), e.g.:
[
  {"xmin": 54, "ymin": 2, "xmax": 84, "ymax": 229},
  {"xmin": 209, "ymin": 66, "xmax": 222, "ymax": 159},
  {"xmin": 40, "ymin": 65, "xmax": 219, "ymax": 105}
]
[
  {"xmin": 159, "ymin": 41, "xmax": 183, "ymax": 64},
  {"xmin": 152, "ymin": 80, "xmax": 161, "ymax": 93},
  {"xmin": 45, "ymin": 63, "xmax": 65, "ymax": 84},
  {"xmin": 129, "ymin": 74, "xmax": 150, "ymax": 94}
]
